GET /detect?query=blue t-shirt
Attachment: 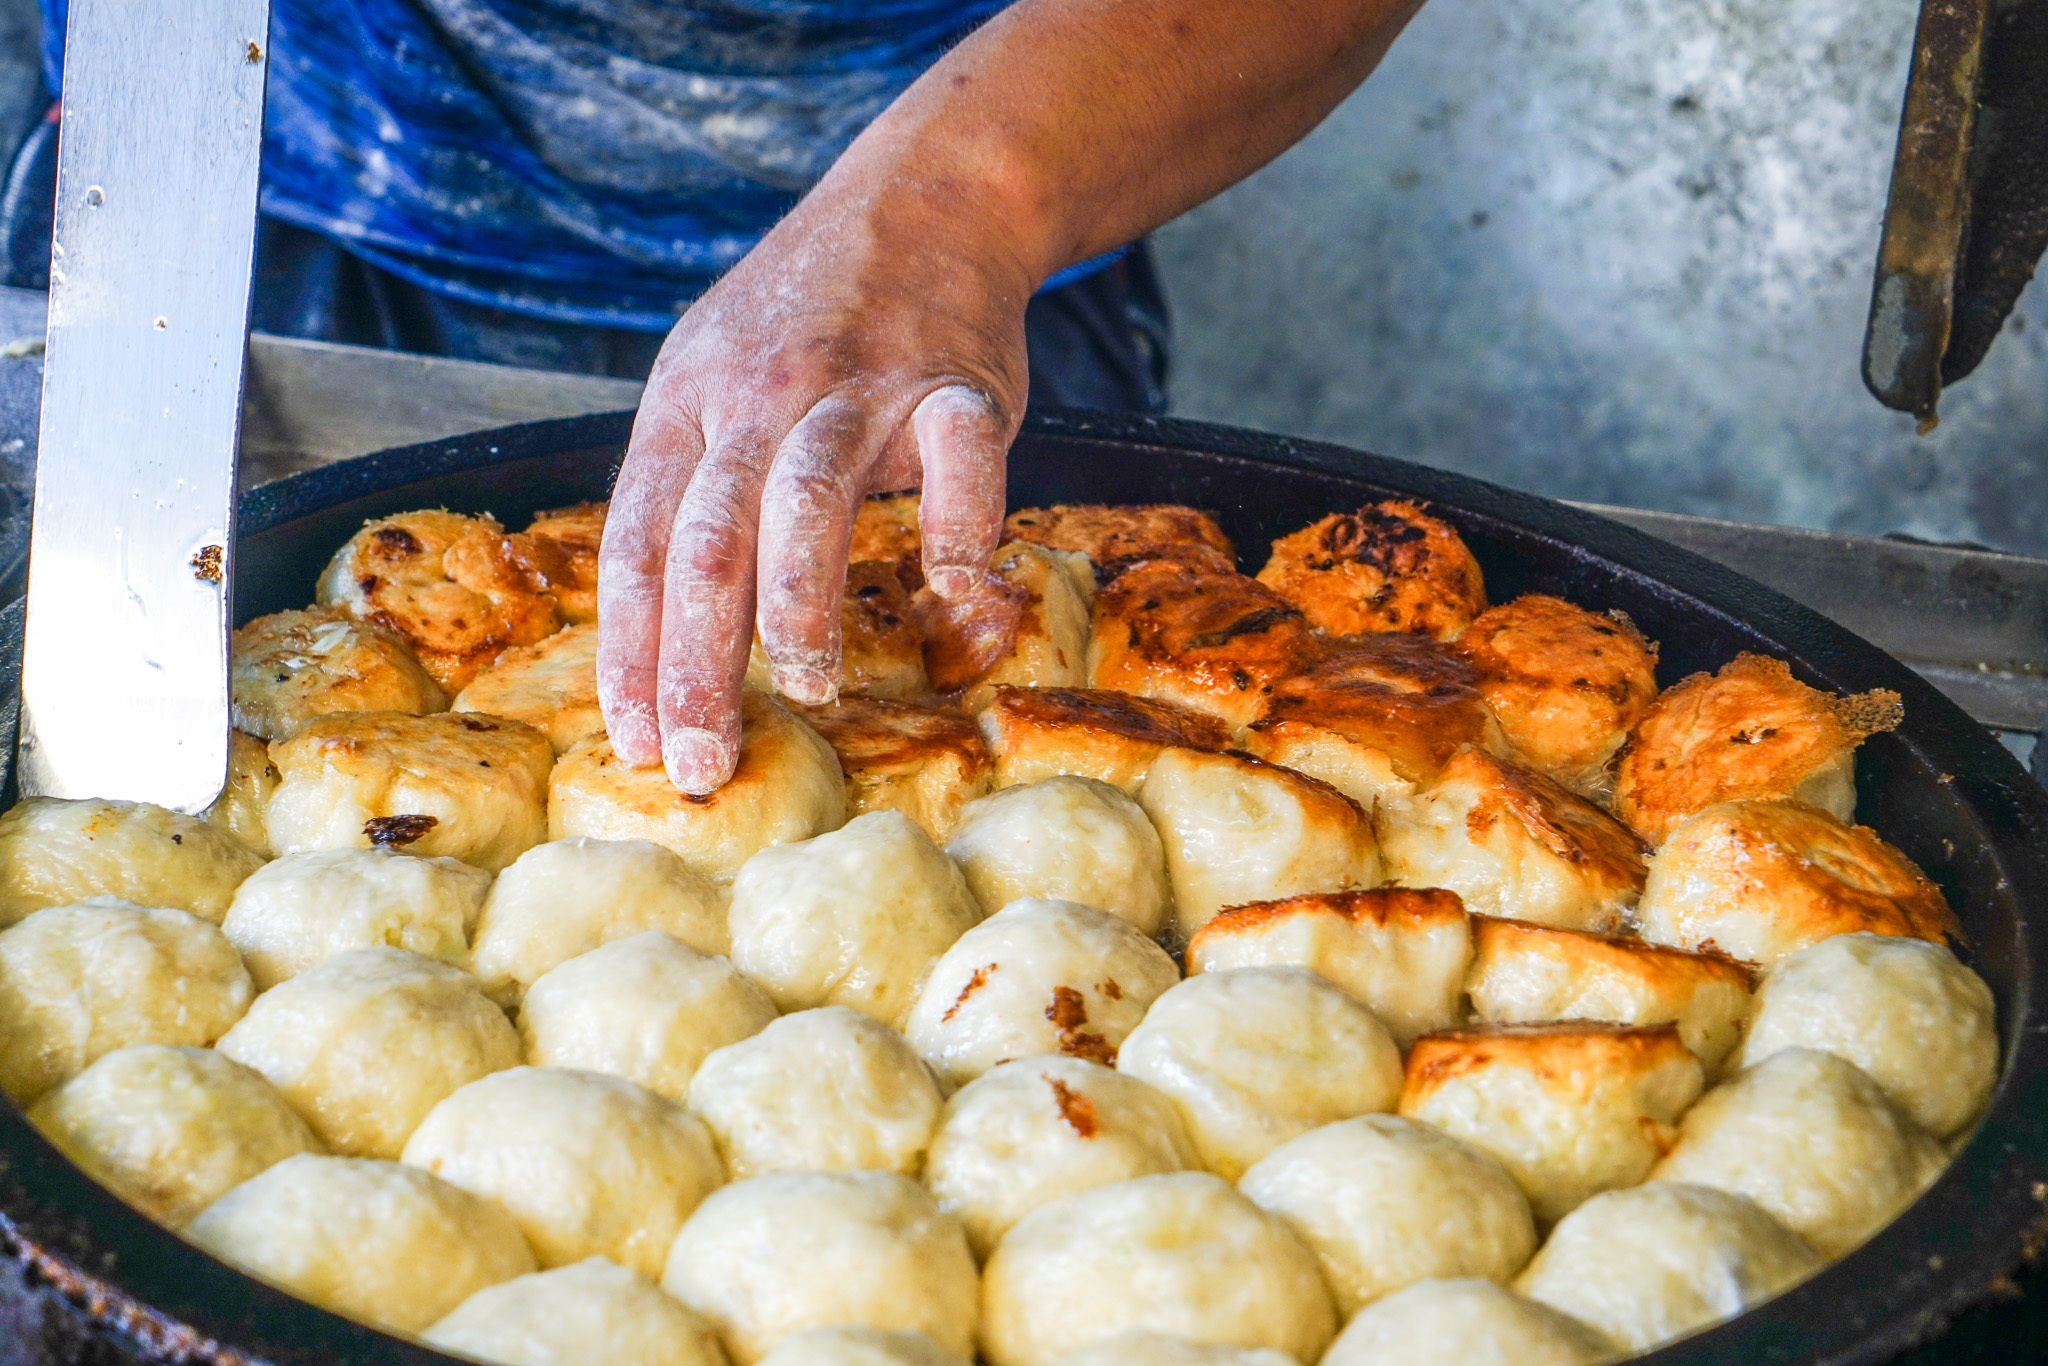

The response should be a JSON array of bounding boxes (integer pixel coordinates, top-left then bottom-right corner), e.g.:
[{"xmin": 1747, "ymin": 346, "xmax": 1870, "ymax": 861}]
[{"xmin": 41, "ymin": 0, "xmax": 1111, "ymax": 330}]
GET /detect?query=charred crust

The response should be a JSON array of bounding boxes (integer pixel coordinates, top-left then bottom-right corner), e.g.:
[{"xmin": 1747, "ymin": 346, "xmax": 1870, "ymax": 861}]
[
  {"xmin": 364, "ymin": 814, "xmax": 438, "ymax": 847},
  {"xmin": 1044, "ymin": 1074, "xmax": 1101, "ymax": 1137},
  {"xmin": 943, "ymin": 964, "xmax": 998, "ymax": 1023}
]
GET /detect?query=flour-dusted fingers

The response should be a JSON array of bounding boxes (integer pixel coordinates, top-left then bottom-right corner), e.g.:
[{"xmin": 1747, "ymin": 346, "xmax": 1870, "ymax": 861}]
[
  {"xmin": 914, "ymin": 384, "xmax": 1015, "ymax": 600},
  {"xmin": 756, "ymin": 395, "xmax": 900, "ymax": 705},
  {"xmin": 598, "ymin": 395, "xmax": 708, "ymax": 768}
]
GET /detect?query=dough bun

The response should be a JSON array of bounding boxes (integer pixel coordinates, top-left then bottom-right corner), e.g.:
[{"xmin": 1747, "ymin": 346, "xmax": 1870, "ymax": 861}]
[
  {"xmin": 0, "ymin": 797, "xmax": 265, "ymax": 927},
  {"xmin": 914, "ymin": 543, "xmax": 1092, "ymax": 711},
  {"xmin": 1003, "ymin": 503, "xmax": 1236, "ymax": 579},
  {"xmin": 230, "ymin": 606, "xmax": 446, "ymax": 741},
  {"xmin": 423, "ymin": 1257, "xmax": 729, "ymax": 1366},
  {"xmin": 976, "ymin": 686, "xmax": 1231, "ymax": 794},
  {"xmin": 796, "ymin": 695, "xmax": 993, "ymax": 841},
  {"xmin": 1320, "ymin": 1277, "xmax": 1613, "ymax": 1366},
  {"xmin": 521, "ymin": 500, "xmax": 606, "ymax": 624},
  {"xmin": 944, "ymin": 776, "xmax": 1171, "ymax": 932},
  {"xmin": 452, "ymin": 621, "xmax": 603, "ymax": 754},
  {"xmin": 222, "ymin": 847, "xmax": 491, "ymax": 990},
  {"xmin": 1254, "ymin": 501, "xmax": 1487, "ymax": 641}
]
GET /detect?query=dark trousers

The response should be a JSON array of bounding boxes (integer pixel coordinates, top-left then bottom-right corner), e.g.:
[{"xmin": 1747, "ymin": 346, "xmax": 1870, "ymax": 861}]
[{"xmin": 250, "ymin": 219, "xmax": 1171, "ymax": 413}]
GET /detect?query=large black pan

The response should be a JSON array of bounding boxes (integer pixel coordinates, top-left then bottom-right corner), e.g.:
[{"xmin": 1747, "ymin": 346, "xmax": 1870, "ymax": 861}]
[{"xmin": 0, "ymin": 407, "xmax": 2041, "ymax": 1366}]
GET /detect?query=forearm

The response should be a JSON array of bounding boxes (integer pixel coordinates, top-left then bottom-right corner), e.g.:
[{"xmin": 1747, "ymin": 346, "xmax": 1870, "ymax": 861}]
[{"xmin": 809, "ymin": 0, "xmax": 1423, "ymax": 286}]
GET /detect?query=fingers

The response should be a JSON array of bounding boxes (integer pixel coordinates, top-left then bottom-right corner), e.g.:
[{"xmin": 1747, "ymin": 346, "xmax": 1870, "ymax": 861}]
[
  {"xmin": 656, "ymin": 429, "xmax": 778, "ymax": 793},
  {"xmin": 913, "ymin": 384, "xmax": 1013, "ymax": 599},
  {"xmin": 598, "ymin": 397, "xmax": 706, "ymax": 768},
  {"xmin": 755, "ymin": 396, "xmax": 892, "ymax": 704}
]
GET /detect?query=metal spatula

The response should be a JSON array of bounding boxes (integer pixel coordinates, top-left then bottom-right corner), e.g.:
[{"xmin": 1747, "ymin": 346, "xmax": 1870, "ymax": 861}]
[{"xmin": 17, "ymin": 0, "xmax": 272, "ymax": 812}]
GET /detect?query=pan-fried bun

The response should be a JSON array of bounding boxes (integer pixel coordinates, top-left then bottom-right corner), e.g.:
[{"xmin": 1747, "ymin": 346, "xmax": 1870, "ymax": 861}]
[
  {"xmin": 662, "ymin": 1171, "xmax": 979, "ymax": 1365},
  {"xmin": 0, "ymin": 797, "xmax": 265, "ymax": 927},
  {"xmin": 206, "ymin": 730, "xmax": 280, "ymax": 856},
  {"xmin": 1456, "ymin": 596, "xmax": 1659, "ymax": 795},
  {"xmin": 186, "ymin": 1153, "xmax": 534, "ymax": 1334},
  {"xmin": 453, "ymin": 622, "xmax": 601, "ymax": 754},
  {"xmin": 851, "ymin": 491, "xmax": 924, "ymax": 591},
  {"xmin": 231, "ymin": 606, "xmax": 446, "ymax": 741},
  {"xmin": 1187, "ymin": 888, "xmax": 1472, "ymax": 1046},
  {"xmin": 1651, "ymin": 1048, "xmax": 1944, "ymax": 1256},
  {"xmin": 216, "ymin": 947, "xmax": 519, "ymax": 1159},
  {"xmin": 796, "ymin": 696, "xmax": 992, "ymax": 842},
  {"xmin": 904, "ymin": 898, "xmax": 1179, "ymax": 1085},
  {"xmin": 401, "ymin": 1066, "xmax": 723, "ymax": 1277},
  {"xmin": 1238, "ymin": 1114, "xmax": 1536, "ymax": 1314},
  {"xmin": 1243, "ymin": 637, "xmax": 1508, "ymax": 809},
  {"xmin": 523, "ymin": 501, "xmax": 606, "ymax": 624},
  {"xmin": 1735, "ymin": 932, "xmax": 1994, "ymax": 1136},
  {"xmin": 944, "ymin": 777, "xmax": 1170, "ymax": 933},
  {"xmin": 1256, "ymin": 501, "xmax": 1487, "ymax": 641},
  {"xmin": 548, "ymin": 689, "xmax": 846, "ymax": 882},
  {"xmin": 1117, "ymin": 968, "xmax": 1403, "ymax": 1179},
  {"xmin": 470, "ymin": 837, "xmax": 726, "ymax": 1004},
  {"xmin": 29, "ymin": 1044, "xmax": 320, "ymax": 1228},
  {"xmin": 978, "ymin": 1171, "xmax": 1336, "ymax": 1366},
  {"xmin": 1636, "ymin": 799, "xmax": 1957, "ymax": 968},
  {"xmin": 835, "ymin": 560, "xmax": 931, "ymax": 699},
  {"xmin": 976, "ymin": 686, "xmax": 1231, "ymax": 795},
  {"xmin": 222, "ymin": 847, "xmax": 491, "ymax": 989},
  {"xmin": 1320, "ymin": 1278, "xmax": 1613, "ymax": 1366},
  {"xmin": 1088, "ymin": 562, "xmax": 1319, "ymax": 731},
  {"xmin": 1613, "ymin": 653, "xmax": 1901, "ymax": 844},
  {"xmin": 1465, "ymin": 917, "xmax": 1754, "ymax": 1074},
  {"xmin": 424, "ymin": 1258, "xmax": 729, "ymax": 1366},
  {"xmin": 1379, "ymin": 749, "xmax": 1648, "ymax": 933},
  {"xmin": 1399, "ymin": 1022, "xmax": 1705, "ymax": 1224},
  {"xmin": 726, "ymin": 810, "xmax": 981, "ymax": 1028},
  {"xmin": 1137, "ymin": 747, "xmax": 1380, "ymax": 940},
  {"xmin": 265, "ymin": 710, "xmax": 554, "ymax": 872},
  {"xmin": 915, "ymin": 543, "xmax": 1090, "ymax": 711},
  {"xmin": 1514, "ymin": 1182, "xmax": 1819, "ymax": 1352},
  {"xmin": 0, "ymin": 900, "xmax": 254, "ymax": 1102},
  {"xmin": 1003, "ymin": 503, "xmax": 1236, "ymax": 579},
  {"xmin": 315, "ymin": 509, "xmax": 562, "ymax": 692},
  {"xmin": 923, "ymin": 1056, "xmax": 1198, "ymax": 1258}
]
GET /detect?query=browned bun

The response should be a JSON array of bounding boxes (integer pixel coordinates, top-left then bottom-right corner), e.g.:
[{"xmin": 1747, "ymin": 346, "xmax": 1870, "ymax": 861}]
[
  {"xmin": 1003, "ymin": 502, "xmax": 1236, "ymax": 580},
  {"xmin": 1256, "ymin": 501, "xmax": 1486, "ymax": 641},
  {"xmin": 523, "ymin": 501, "xmax": 606, "ymax": 624},
  {"xmin": 795, "ymin": 694, "xmax": 992, "ymax": 841}
]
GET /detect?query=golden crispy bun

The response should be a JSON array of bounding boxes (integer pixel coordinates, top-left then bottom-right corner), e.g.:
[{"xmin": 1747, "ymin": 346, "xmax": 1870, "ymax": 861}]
[
  {"xmin": 834, "ymin": 560, "xmax": 932, "ymax": 699},
  {"xmin": 30, "ymin": 1044, "xmax": 320, "ymax": 1228},
  {"xmin": 726, "ymin": 810, "xmax": 982, "ymax": 1029},
  {"xmin": 1380, "ymin": 749, "xmax": 1648, "ymax": 933},
  {"xmin": 265, "ymin": 710, "xmax": 554, "ymax": 871},
  {"xmin": 520, "ymin": 931, "xmax": 778, "ymax": 1101},
  {"xmin": 425, "ymin": 1258, "xmax": 729, "ymax": 1366},
  {"xmin": 0, "ymin": 901, "xmax": 253, "ymax": 1102},
  {"xmin": 1238, "ymin": 1114, "xmax": 1536, "ymax": 1315},
  {"xmin": 222, "ymin": 847, "xmax": 491, "ymax": 990},
  {"xmin": 1465, "ymin": 917, "xmax": 1754, "ymax": 1074},
  {"xmin": 1651, "ymin": 1048, "xmax": 1945, "ymax": 1256},
  {"xmin": 1455, "ymin": 596, "xmax": 1659, "ymax": 793},
  {"xmin": 1002, "ymin": 503, "xmax": 1237, "ymax": 579},
  {"xmin": 914, "ymin": 543, "xmax": 1091, "ymax": 711},
  {"xmin": 979, "ymin": 1171, "xmax": 1336, "ymax": 1366},
  {"xmin": 1399, "ymin": 1022, "xmax": 1705, "ymax": 1224},
  {"xmin": 471, "ymin": 837, "xmax": 726, "ymax": 1004},
  {"xmin": 1187, "ymin": 888, "xmax": 1471, "ymax": 1046},
  {"xmin": 796, "ymin": 696, "xmax": 991, "ymax": 842},
  {"xmin": 1117, "ymin": 968, "xmax": 1403, "ymax": 1180},
  {"xmin": 851, "ymin": 491, "xmax": 925, "ymax": 590},
  {"xmin": 905, "ymin": 898, "xmax": 1180, "ymax": 1086},
  {"xmin": 453, "ymin": 622, "xmax": 601, "ymax": 754},
  {"xmin": 216, "ymin": 947, "xmax": 520, "ymax": 1159},
  {"xmin": 0, "ymin": 796, "xmax": 265, "ymax": 927},
  {"xmin": 1136, "ymin": 747, "xmax": 1381, "ymax": 940},
  {"xmin": 402, "ymin": 1066, "xmax": 723, "ymax": 1277},
  {"xmin": 315, "ymin": 509, "xmax": 563, "ymax": 692},
  {"xmin": 976, "ymin": 686, "xmax": 1231, "ymax": 795},
  {"xmin": 186, "ymin": 1153, "xmax": 534, "ymax": 1334},
  {"xmin": 662, "ymin": 1171, "xmax": 979, "ymax": 1366},
  {"xmin": 231, "ymin": 606, "xmax": 447, "ymax": 742},
  {"xmin": 1735, "ymin": 932, "xmax": 1995, "ymax": 1137},
  {"xmin": 924, "ymin": 1056, "xmax": 1198, "ymax": 1258},
  {"xmin": 944, "ymin": 778, "xmax": 1170, "ymax": 933},
  {"xmin": 548, "ymin": 689, "xmax": 846, "ymax": 881},
  {"xmin": 1636, "ymin": 799, "xmax": 1957, "ymax": 968},
  {"xmin": 1514, "ymin": 1182, "xmax": 1819, "ymax": 1352},
  {"xmin": 1243, "ymin": 635, "xmax": 1508, "ymax": 809},
  {"xmin": 1320, "ymin": 1278, "xmax": 1614, "ymax": 1366},
  {"xmin": 1255, "ymin": 502, "xmax": 1487, "ymax": 641},
  {"xmin": 688, "ymin": 1006, "xmax": 942, "ymax": 1179},
  {"xmin": 523, "ymin": 500, "xmax": 606, "ymax": 624},
  {"xmin": 206, "ymin": 730, "xmax": 280, "ymax": 856},
  {"xmin": 1087, "ymin": 561, "xmax": 1319, "ymax": 731},
  {"xmin": 1613, "ymin": 653, "xmax": 1902, "ymax": 843}
]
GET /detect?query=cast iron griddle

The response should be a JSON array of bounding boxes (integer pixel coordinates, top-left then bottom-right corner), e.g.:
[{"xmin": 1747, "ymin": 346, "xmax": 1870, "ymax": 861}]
[{"xmin": 0, "ymin": 406, "xmax": 2041, "ymax": 1365}]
